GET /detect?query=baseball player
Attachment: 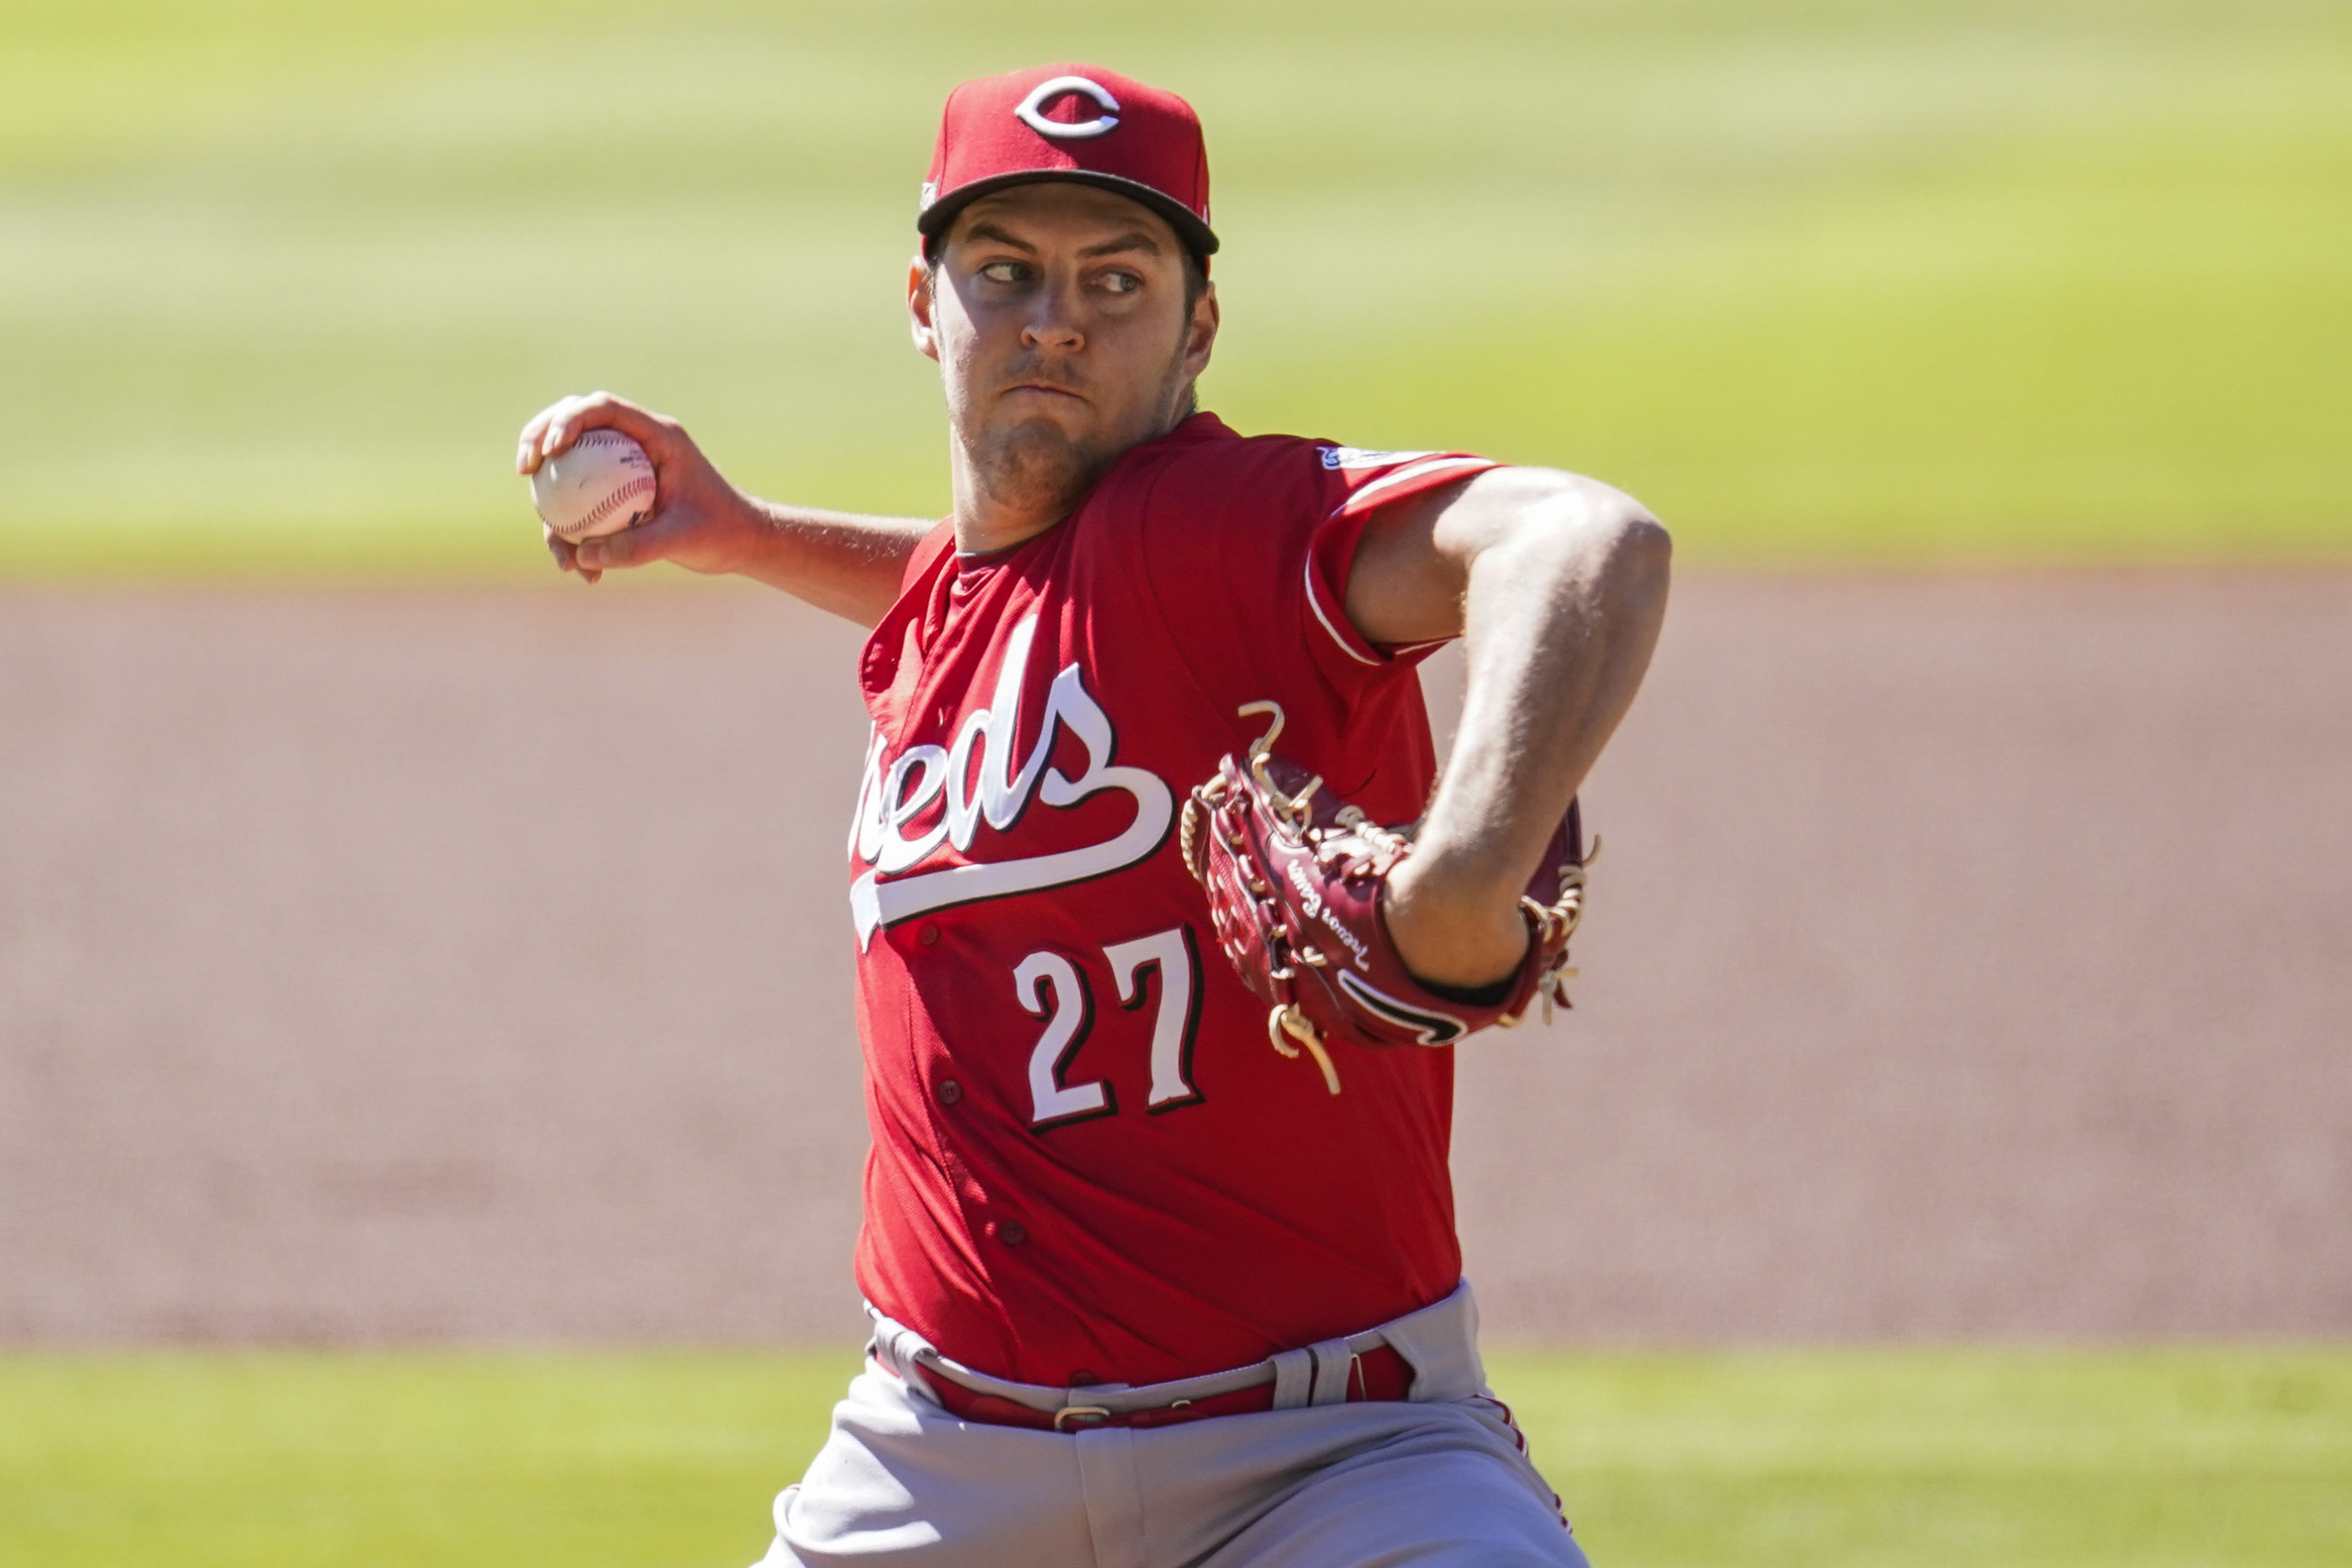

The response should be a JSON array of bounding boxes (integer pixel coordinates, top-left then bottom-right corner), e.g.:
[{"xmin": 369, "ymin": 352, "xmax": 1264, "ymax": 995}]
[{"xmin": 517, "ymin": 64, "xmax": 1668, "ymax": 1567}]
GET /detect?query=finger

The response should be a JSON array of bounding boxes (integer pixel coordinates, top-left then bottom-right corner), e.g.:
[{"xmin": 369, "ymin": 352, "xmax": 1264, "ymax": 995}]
[
  {"xmin": 538, "ymin": 390, "xmax": 678, "ymax": 464},
  {"xmin": 573, "ymin": 511, "xmax": 677, "ymax": 573},
  {"xmin": 548, "ymin": 531, "xmax": 600, "ymax": 584},
  {"xmin": 535, "ymin": 393, "xmax": 599, "ymax": 460},
  {"xmin": 520, "ymin": 396, "xmax": 606, "ymax": 473},
  {"xmin": 516, "ymin": 400, "xmax": 576, "ymax": 474},
  {"xmin": 518, "ymin": 393, "xmax": 600, "ymax": 470}
]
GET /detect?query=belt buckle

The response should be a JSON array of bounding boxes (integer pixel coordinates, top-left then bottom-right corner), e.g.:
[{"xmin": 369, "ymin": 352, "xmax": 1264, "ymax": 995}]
[{"xmin": 1053, "ymin": 1404, "xmax": 1113, "ymax": 1432}]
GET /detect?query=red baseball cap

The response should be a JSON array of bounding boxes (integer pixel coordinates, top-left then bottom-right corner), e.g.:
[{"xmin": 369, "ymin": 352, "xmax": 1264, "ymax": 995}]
[{"xmin": 918, "ymin": 63, "xmax": 1218, "ymax": 262}]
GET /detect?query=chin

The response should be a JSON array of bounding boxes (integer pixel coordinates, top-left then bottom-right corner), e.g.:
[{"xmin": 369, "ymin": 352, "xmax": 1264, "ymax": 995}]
[{"xmin": 975, "ymin": 417, "xmax": 1114, "ymax": 513}]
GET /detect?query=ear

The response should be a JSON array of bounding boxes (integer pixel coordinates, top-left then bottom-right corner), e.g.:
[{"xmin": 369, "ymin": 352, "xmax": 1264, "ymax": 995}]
[
  {"xmin": 908, "ymin": 255, "xmax": 942, "ymax": 363},
  {"xmin": 1182, "ymin": 280, "xmax": 1220, "ymax": 382}
]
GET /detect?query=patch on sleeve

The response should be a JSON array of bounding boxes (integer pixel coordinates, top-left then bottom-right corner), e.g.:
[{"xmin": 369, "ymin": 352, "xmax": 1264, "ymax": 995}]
[{"xmin": 1318, "ymin": 444, "xmax": 1440, "ymax": 471}]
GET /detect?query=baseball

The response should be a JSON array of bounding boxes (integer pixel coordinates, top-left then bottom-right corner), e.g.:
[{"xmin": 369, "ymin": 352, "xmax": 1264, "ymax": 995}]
[{"xmin": 531, "ymin": 430, "xmax": 657, "ymax": 542}]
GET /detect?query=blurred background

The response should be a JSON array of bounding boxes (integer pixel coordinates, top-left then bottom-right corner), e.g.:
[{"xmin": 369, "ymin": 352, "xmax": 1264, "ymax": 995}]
[
  {"xmin": 2, "ymin": 1, "xmax": 2347, "ymax": 1565},
  {"xmin": 7, "ymin": 0, "xmax": 2345, "ymax": 568}
]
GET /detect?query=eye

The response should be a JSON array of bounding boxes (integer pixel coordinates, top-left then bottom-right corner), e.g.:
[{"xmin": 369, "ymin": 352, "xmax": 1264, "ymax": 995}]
[
  {"xmin": 1098, "ymin": 270, "xmax": 1143, "ymax": 295},
  {"xmin": 980, "ymin": 261, "xmax": 1028, "ymax": 283}
]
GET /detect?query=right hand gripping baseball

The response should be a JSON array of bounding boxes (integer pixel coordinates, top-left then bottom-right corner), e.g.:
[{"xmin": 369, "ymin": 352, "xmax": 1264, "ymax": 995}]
[
  {"xmin": 515, "ymin": 391, "xmax": 764, "ymax": 584},
  {"xmin": 1180, "ymin": 703, "xmax": 1589, "ymax": 1095}
]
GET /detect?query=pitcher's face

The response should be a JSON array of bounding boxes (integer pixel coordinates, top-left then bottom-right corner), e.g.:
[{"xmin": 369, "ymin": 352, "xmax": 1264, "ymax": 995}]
[{"xmin": 913, "ymin": 181, "xmax": 1217, "ymax": 521}]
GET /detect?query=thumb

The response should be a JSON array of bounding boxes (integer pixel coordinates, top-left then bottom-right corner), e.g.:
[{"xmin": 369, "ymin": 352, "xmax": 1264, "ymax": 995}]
[{"xmin": 574, "ymin": 506, "xmax": 691, "ymax": 572}]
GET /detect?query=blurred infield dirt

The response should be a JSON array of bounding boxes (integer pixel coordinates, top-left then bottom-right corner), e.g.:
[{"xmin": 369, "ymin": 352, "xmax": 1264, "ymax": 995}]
[{"xmin": 1, "ymin": 572, "xmax": 2347, "ymax": 1344}]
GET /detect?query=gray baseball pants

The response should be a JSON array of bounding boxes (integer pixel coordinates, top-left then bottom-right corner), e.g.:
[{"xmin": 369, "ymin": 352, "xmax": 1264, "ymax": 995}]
[{"xmin": 753, "ymin": 1283, "xmax": 1588, "ymax": 1567}]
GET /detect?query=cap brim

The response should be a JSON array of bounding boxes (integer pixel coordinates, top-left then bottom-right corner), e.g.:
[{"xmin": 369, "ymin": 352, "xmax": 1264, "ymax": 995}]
[{"xmin": 918, "ymin": 170, "xmax": 1219, "ymax": 261}]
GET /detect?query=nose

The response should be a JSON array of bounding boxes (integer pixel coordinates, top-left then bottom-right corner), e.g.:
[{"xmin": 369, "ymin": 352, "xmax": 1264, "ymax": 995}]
[{"xmin": 1020, "ymin": 277, "xmax": 1085, "ymax": 355}]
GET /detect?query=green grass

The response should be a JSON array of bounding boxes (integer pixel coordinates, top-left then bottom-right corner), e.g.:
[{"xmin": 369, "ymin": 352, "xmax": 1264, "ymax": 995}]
[
  {"xmin": 0, "ymin": 1350, "xmax": 854, "ymax": 1568},
  {"xmin": 1491, "ymin": 1347, "xmax": 2352, "ymax": 1567},
  {"xmin": 4, "ymin": 1347, "xmax": 2348, "ymax": 1567},
  {"xmin": 1, "ymin": 0, "xmax": 2347, "ymax": 576}
]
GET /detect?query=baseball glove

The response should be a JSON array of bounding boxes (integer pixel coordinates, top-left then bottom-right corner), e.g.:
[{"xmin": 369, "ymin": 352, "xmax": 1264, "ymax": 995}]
[{"xmin": 1180, "ymin": 702, "xmax": 1590, "ymax": 1095}]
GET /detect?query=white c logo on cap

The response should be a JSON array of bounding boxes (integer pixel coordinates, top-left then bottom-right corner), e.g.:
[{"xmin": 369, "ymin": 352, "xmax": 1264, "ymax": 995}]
[{"xmin": 1014, "ymin": 75, "xmax": 1121, "ymax": 139}]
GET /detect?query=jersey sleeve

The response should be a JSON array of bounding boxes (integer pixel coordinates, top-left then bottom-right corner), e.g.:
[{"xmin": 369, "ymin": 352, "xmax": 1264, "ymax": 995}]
[{"xmin": 1297, "ymin": 446, "xmax": 1500, "ymax": 682}]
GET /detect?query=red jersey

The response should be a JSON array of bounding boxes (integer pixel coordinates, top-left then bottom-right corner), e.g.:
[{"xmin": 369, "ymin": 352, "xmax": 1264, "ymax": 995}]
[{"xmin": 847, "ymin": 412, "xmax": 1498, "ymax": 1387}]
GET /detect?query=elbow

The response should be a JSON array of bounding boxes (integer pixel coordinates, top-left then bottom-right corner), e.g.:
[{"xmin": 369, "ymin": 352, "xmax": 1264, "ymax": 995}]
[
  {"xmin": 1458, "ymin": 465, "xmax": 1672, "ymax": 606},
  {"xmin": 1545, "ymin": 479, "xmax": 1672, "ymax": 637},
  {"xmin": 1610, "ymin": 507, "xmax": 1673, "ymax": 603},
  {"xmin": 1602, "ymin": 507, "xmax": 1673, "ymax": 641},
  {"xmin": 1532, "ymin": 470, "xmax": 1673, "ymax": 597},
  {"xmin": 1609, "ymin": 512, "xmax": 1665, "ymax": 616}
]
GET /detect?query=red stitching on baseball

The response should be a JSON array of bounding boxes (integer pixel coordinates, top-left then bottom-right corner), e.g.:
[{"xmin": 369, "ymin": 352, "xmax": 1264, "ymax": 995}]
[{"xmin": 570, "ymin": 475, "xmax": 656, "ymax": 535}]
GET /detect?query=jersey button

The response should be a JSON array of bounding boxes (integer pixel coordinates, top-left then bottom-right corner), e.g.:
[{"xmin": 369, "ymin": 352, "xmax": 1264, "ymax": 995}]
[
  {"xmin": 936, "ymin": 1079, "xmax": 963, "ymax": 1106},
  {"xmin": 1069, "ymin": 1369, "xmax": 1098, "ymax": 1387},
  {"xmin": 918, "ymin": 923, "xmax": 940, "ymax": 947},
  {"xmin": 999, "ymin": 1221, "xmax": 1027, "ymax": 1247}
]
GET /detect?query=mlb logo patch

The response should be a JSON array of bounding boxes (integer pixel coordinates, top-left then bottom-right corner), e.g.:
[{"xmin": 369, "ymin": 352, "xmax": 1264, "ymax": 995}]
[{"xmin": 1319, "ymin": 445, "xmax": 1439, "ymax": 471}]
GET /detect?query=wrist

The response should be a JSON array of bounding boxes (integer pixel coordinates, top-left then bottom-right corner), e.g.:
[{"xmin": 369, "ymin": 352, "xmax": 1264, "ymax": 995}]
[
  {"xmin": 669, "ymin": 486, "xmax": 786, "ymax": 581},
  {"xmin": 1383, "ymin": 851, "xmax": 1529, "ymax": 991}
]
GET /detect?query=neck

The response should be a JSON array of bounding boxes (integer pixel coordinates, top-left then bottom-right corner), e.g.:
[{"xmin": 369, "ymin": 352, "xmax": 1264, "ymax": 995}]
[{"xmin": 947, "ymin": 442, "xmax": 1079, "ymax": 557}]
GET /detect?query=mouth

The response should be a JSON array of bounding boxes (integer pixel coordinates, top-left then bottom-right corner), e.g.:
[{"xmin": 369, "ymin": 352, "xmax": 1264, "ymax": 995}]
[{"xmin": 1004, "ymin": 381, "xmax": 1087, "ymax": 404}]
